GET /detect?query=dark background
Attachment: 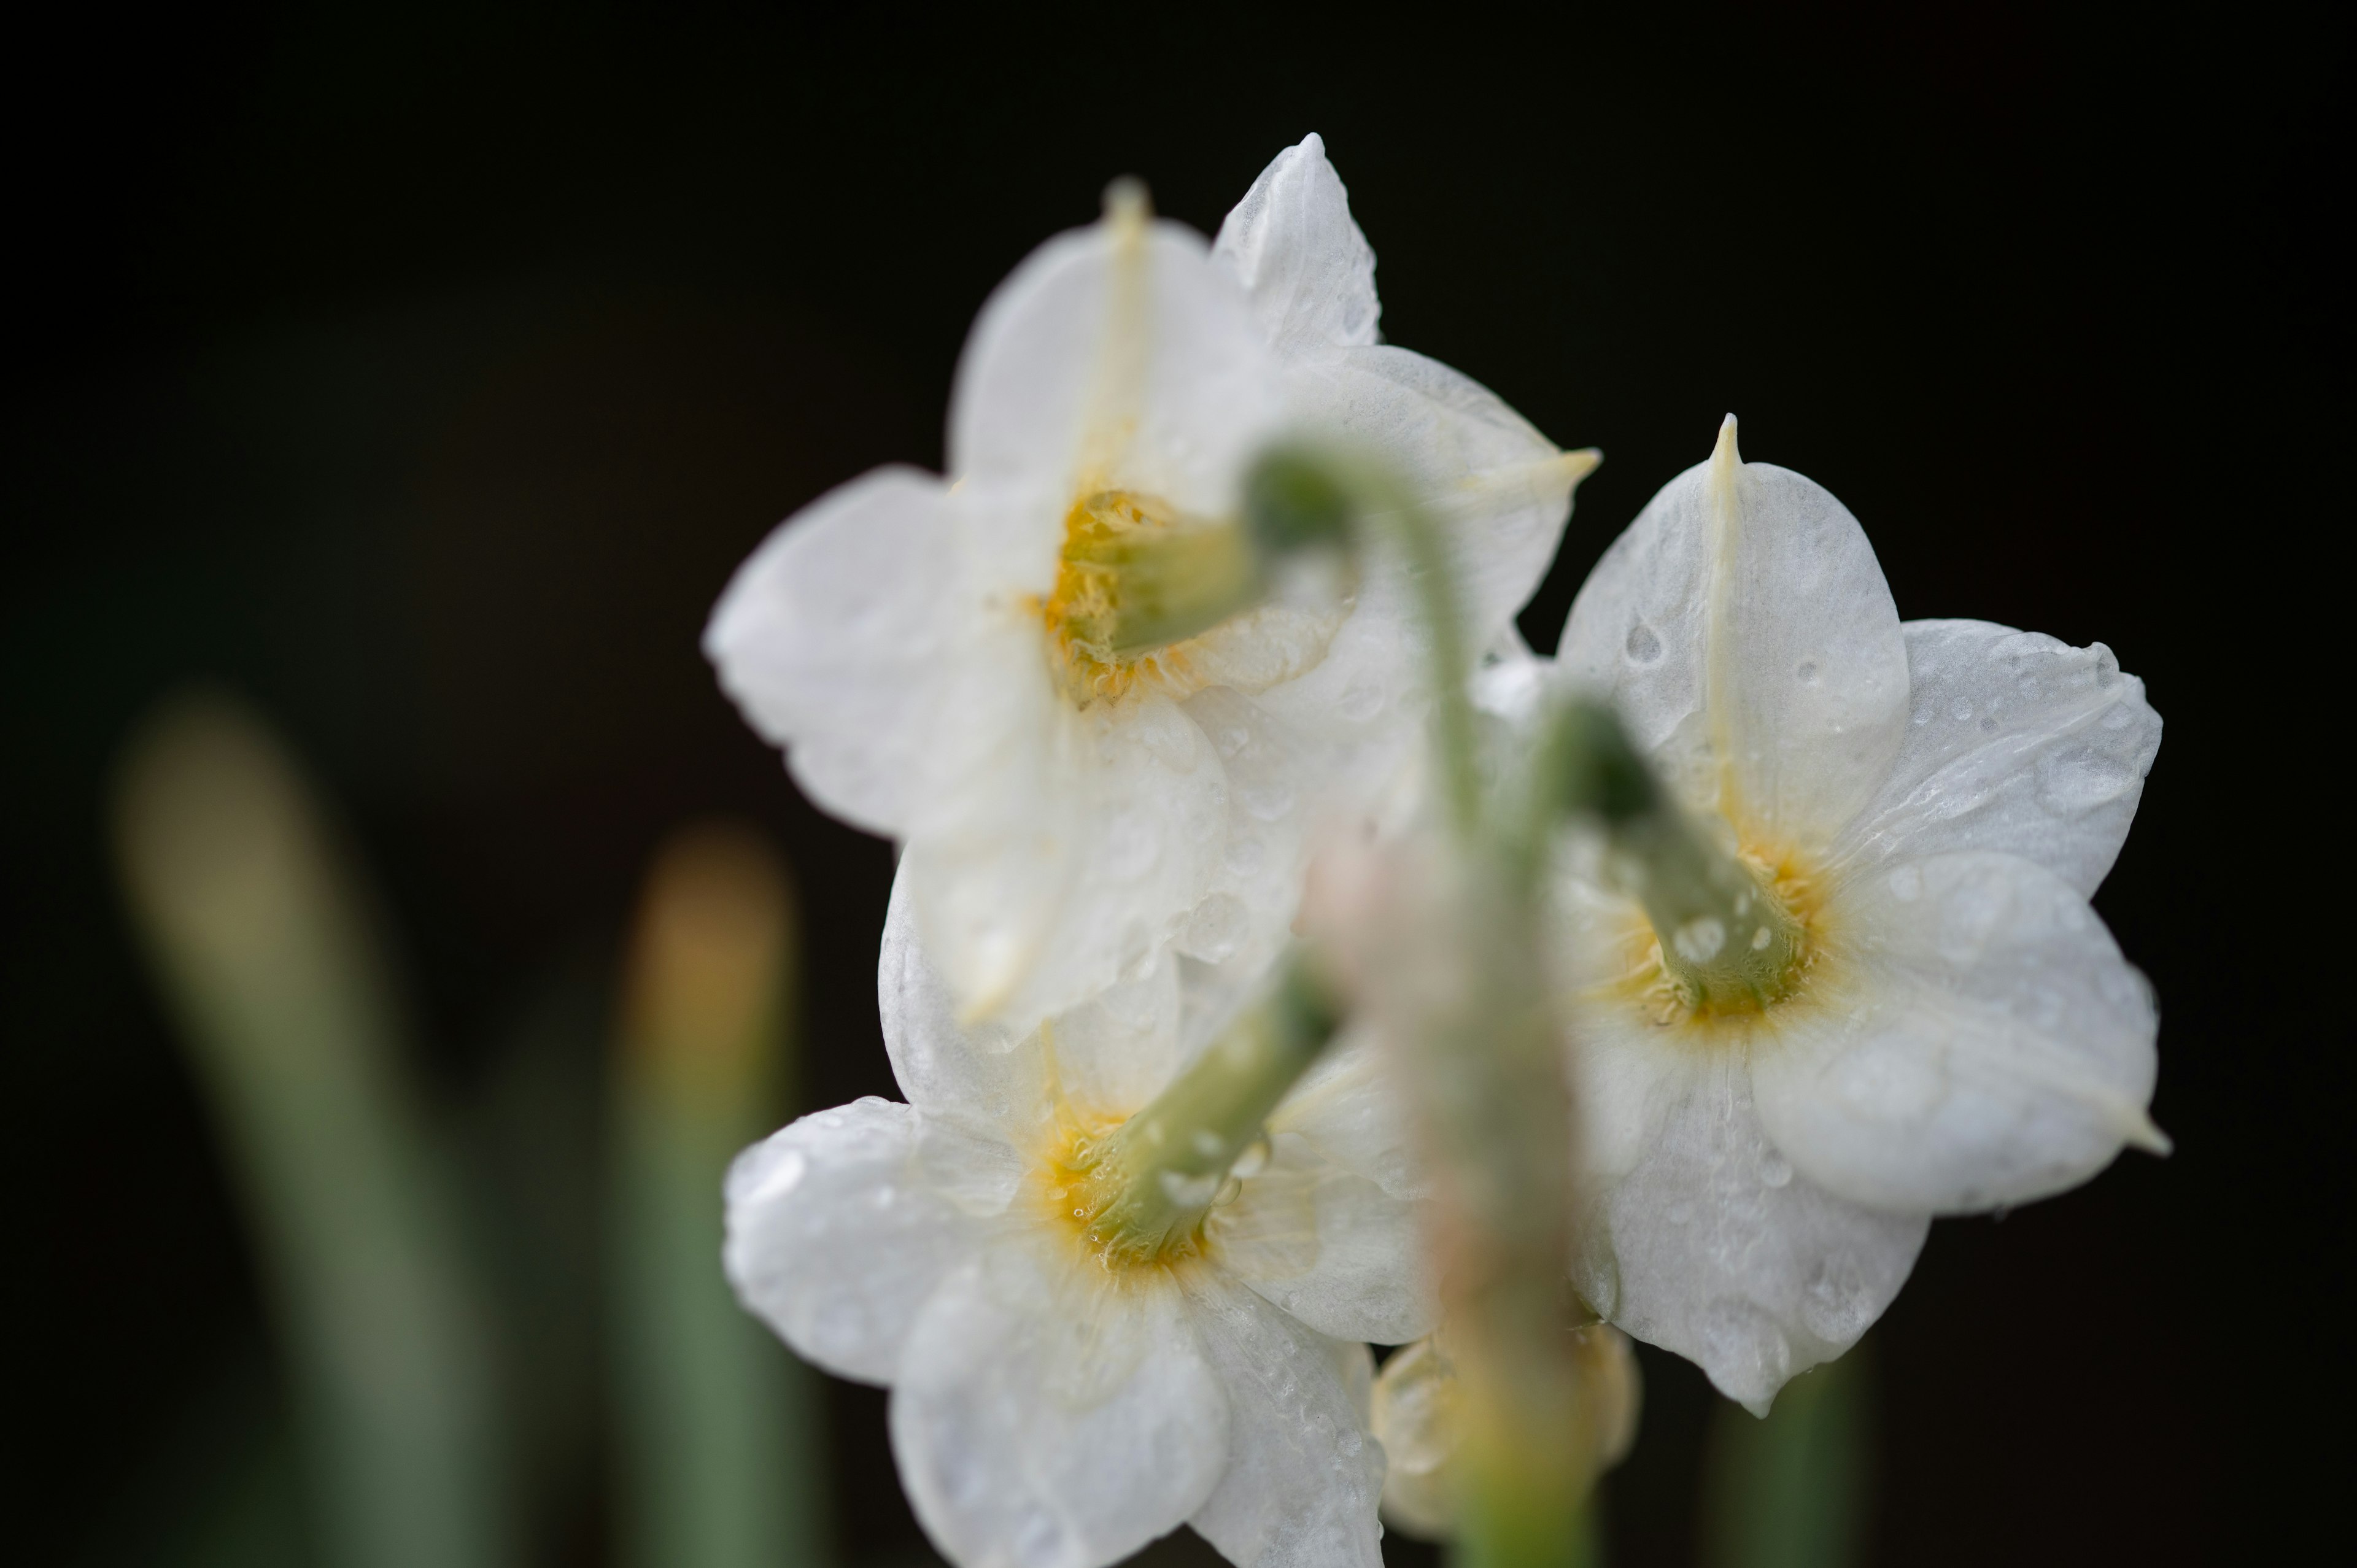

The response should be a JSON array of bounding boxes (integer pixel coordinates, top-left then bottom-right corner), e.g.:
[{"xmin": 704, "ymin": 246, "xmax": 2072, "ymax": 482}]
[{"xmin": 7, "ymin": 4, "xmax": 2343, "ymax": 1564}]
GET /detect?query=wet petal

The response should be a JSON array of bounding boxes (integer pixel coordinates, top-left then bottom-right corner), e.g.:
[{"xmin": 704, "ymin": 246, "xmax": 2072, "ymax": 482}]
[
  {"xmin": 723, "ymin": 1098, "xmax": 1007, "ymax": 1385},
  {"xmin": 1552, "ymin": 873, "xmax": 1696, "ymax": 1183},
  {"xmin": 1293, "ymin": 347, "xmax": 1592, "ymax": 652},
  {"xmin": 1831, "ymin": 619, "xmax": 2162, "ymax": 897},
  {"xmin": 1556, "ymin": 417, "xmax": 1908, "ymax": 854},
  {"xmin": 1753, "ymin": 851, "xmax": 2163, "ymax": 1215},
  {"xmin": 880, "ymin": 866, "xmax": 1058, "ymax": 1143},
  {"xmin": 949, "ymin": 212, "xmax": 1284, "ymax": 582},
  {"xmin": 907, "ymin": 684, "xmax": 1229, "ymax": 1038},
  {"xmin": 1269, "ymin": 1027, "xmax": 1426, "ymax": 1200},
  {"xmin": 703, "ymin": 466, "xmax": 961, "ymax": 836},
  {"xmin": 892, "ymin": 1245, "xmax": 1229, "ymax": 1568},
  {"xmin": 1212, "ymin": 132, "xmax": 1382, "ymax": 353},
  {"xmin": 1208, "ymin": 1132, "xmax": 1438, "ymax": 1345},
  {"xmin": 1574, "ymin": 1061, "xmax": 1927, "ymax": 1415},
  {"xmin": 1181, "ymin": 1269, "xmax": 1388, "ymax": 1568}
]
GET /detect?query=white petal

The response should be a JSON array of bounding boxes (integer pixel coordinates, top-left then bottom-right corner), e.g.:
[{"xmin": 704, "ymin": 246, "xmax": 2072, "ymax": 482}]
[
  {"xmin": 1180, "ymin": 1269, "xmax": 1388, "ymax": 1568},
  {"xmin": 1574, "ymin": 1061, "xmax": 1927, "ymax": 1415},
  {"xmin": 1212, "ymin": 133, "xmax": 1382, "ymax": 354},
  {"xmin": 1207, "ymin": 1132, "xmax": 1438, "ymax": 1345},
  {"xmin": 908, "ymin": 683, "xmax": 1230, "ymax": 1037},
  {"xmin": 1556, "ymin": 417, "xmax": 1908, "ymax": 852},
  {"xmin": 1369, "ymin": 1337, "xmax": 1457, "ymax": 1539},
  {"xmin": 1268, "ymin": 1027, "xmax": 1428, "ymax": 1200},
  {"xmin": 1290, "ymin": 346, "xmax": 1591, "ymax": 652},
  {"xmin": 722, "ymin": 1098, "xmax": 1004, "ymax": 1385},
  {"xmin": 949, "ymin": 214, "xmax": 1283, "ymax": 573},
  {"xmin": 1752, "ymin": 851, "xmax": 2163, "ymax": 1215},
  {"xmin": 703, "ymin": 466, "xmax": 959, "ymax": 836},
  {"xmin": 880, "ymin": 865, "xmax": 1059, "ymax": 1145},
  {"xmin": 891, "ymin": 1246, "xmax": 1229, "ymax": 1568},
  {"xmin": 1551, "ymin": 875, "xmax": 1696, "ymax": 1183},
  {"xmin": 1830, "ymin": 619, "xmax": 2162, "ymax": 897},
  {"xmin": 881, "ymin": 857, "xmax": 1201, "ymax": 1134}
]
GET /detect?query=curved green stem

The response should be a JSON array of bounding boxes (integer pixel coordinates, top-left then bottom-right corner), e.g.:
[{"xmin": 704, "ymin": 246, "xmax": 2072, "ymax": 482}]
[
  {"xmin": 1531, "ymin": 698, "xmax": 1803, "ymax": 1010},
  {"xmin": 1068, "ymin": 954, "xmax": 1340, "ymax": 1267}
]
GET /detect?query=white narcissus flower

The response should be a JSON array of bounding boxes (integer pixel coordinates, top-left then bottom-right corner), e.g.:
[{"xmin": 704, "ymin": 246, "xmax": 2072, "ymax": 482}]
[
  {"xmin": 706, "ymin": 134, "xmax": 1592, "ymax": 1035},
  {"xmin": 724, "ymin": 874, "xmax": 1435, "ymax": 1568},
  {"xmin": 1551, "ymin": 416, "xmax": 2165, "ymax": 1413}
]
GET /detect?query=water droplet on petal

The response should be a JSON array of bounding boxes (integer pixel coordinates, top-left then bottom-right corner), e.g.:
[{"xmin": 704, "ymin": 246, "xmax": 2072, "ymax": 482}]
[
  {"xmin": 1241, "ymin": 781, "xmax": 1294, "ymax": 822},
  {"xmin": 1625, "ymin": 623, "xmax": 1663, "ymax": 664},
  {"xmin": 1181, "ymin": 894, "xmax": 1247, "ymax": 962}
]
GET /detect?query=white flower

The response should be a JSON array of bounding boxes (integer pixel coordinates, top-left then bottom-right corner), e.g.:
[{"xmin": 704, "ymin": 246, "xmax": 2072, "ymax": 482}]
[
  {"xmin": 705, "ymin": 135, "xmax": 1592, "ymax": 1033},
  {"xmin": 1550, "ymin": 415, "xmax": 2165, "ymax": 1413},
  {"xmin": 723, "ymin": 873, "xmax": 1436, "ymax": 1568}
]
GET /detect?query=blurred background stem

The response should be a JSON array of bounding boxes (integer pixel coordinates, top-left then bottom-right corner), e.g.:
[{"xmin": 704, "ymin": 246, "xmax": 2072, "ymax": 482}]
[
  {"xmin": 112, "ymin": 689, "xmax": 508, "ymax": 1568},
  {"xmin": 1701, "ymin": 1343, "xmax": 1872, "ymax": 1568},
  {"xmin": 610, "ymin": 821, "xmax": 826, "ymax": 1568}
]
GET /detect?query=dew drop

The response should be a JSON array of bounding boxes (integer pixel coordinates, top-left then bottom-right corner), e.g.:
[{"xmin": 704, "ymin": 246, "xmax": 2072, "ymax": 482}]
[
  {"xmin": 1673, "ymin": 916, "xmax": 1726, "ymax": 963},
  {"xmin": 1887, "ymin": 864, "xmax": 1924, "ymax": 902},
  {"xmin": 1241, "ymin": 781, "xmax": 1295, "ymax": 822},
  {"xmin": 1625, "ymin": 623, "xmax": 1663, "ymax": 664},
  {"xmin": 1339, "ymin": 682, "xmax": 1385, "ymax": 722},
  {"xmin": 1757, "ymin": 1149, "xmax": 1793, "ymax": 1188},
  {"xmin": 746, "ymin": 1148, "xmax": 808, "ymax": 1204},
  {"xmin": 1796, "ymin": 660, "xmax": 1819, "ymax": 684},
  {"xmin": 1181, "ymin": 893, "xmax": 1247, "ymax": 962},
  {"xmin": 1750, "ymin": 925, "xmax": 1773, "ymax": 951}
]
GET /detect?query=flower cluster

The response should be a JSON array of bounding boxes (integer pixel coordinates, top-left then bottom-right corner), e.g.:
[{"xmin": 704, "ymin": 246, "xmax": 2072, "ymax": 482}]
[{"xmin": 706, "ymin": 137, "xmax": 2163, "ymax": 1567}]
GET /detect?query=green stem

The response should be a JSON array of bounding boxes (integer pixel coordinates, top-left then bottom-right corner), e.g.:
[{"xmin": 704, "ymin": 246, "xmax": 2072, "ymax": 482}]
[
  {"xmin": 1531, "ymin": 699, "xmax": 1803, "ymax": 1011},
  {"xmin": 1070, "ymin": 954, "xmax": 1339, "ymax": 1266},
  {"xmin": 1386, "ymin": 489, "xmax": 1482, "ymax": 839}
]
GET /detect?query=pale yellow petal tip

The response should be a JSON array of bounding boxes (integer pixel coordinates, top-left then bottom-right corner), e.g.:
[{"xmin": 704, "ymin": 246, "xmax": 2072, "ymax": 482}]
[
  {"xmin": 1561, "ymin": 447, "xmax": 1604, "ymax": 485},
  {"xmin": 1102, "ymin": 176, "xmax": 1153, "ymax": 235},
  {"xmin": 1711, "ymin": 412, "xmax": 1741, "ymax": 469},
  {"xmin": 2126, "ymin": 1108, "xmax": 2173, "ymax": 1157}
]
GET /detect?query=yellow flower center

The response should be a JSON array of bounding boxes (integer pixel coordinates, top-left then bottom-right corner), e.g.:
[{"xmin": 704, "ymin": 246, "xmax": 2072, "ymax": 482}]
[
  {"xmin": 1040, "ymin": 490, "xmax": 1260, "ymax": 708},
  {"xmin": 1611, "ymin": 838, "xmax": 1830, "ymax": 1033},
  {"xmin": 1034, "ymin": 1114, "xmax": 1239, "ymax": 1272}
]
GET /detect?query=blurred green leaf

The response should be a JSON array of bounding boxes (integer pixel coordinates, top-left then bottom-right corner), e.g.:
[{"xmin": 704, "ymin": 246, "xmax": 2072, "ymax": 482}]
[
  {"xmin": 112, "ymin": 689, "xmax": 508, "ymax": 1568},
  {"xmin": 610, "ymin": 821, "xmax": 827, "ymax": 1568}
]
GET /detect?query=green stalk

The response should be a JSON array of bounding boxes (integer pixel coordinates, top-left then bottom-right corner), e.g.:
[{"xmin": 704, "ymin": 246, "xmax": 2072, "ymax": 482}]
[
  {"xmin": 111, "ymin": 690, "xmax": 506, "ymax": 1568},
  {"xmin": 611, "ymin": 822, "xmax": 825, "ymax": 1568},
  {"xmin": 1528, "ymin": 700, "xmax": 1802, "ymax": 1010},
  {"xmin": 1070, "ymin": 953, "xmax": 1341, "ymax": 1265}
]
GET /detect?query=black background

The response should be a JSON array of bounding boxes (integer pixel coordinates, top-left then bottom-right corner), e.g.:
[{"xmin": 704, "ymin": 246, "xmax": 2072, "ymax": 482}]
[{"xmin": 6, "ymin": 4, "xmax": 2343, "ymax": 1564}]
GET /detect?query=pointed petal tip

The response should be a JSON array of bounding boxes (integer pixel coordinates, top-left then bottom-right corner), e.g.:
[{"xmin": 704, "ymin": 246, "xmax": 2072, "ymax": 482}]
[
  {"xmin": 1562, "ymin": 447, "xmax": 1604, "ymax": 484},
  {"xmin": 1103, "ymin": 176, "xmax": 1153, "ymax": 233},
  {"xmin": 2126, "ymin": 1108, "xmax": 2173, "ymax": 1157},
  {"xmin": 1711, "ymin": 412, "xmax": 1741, "ymax": 467}
]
